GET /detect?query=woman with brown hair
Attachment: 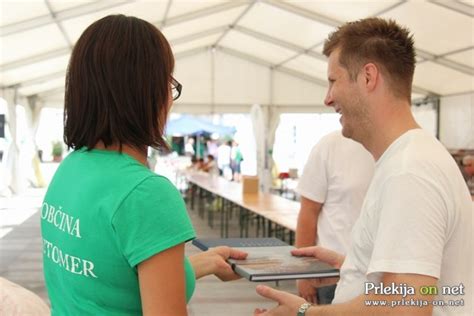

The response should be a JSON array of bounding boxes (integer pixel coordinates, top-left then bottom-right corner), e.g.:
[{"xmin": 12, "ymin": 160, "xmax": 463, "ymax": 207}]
[{"xmin": 41, "ymin": 14, "xmax": 246, "ymax": 315}]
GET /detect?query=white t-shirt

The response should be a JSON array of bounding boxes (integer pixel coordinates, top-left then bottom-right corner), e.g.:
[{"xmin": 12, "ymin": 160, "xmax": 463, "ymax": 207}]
[
  {"xmin": 296, "ymin": 131, "xmax": 375, "ymax": 255},
  {"xmin": 185, "ymin": 142, "xmax": 195, "ymax": 155},
  {"xmin": 217, "ymin": 144, "xmax": 231, "ymax": 169},
  {"xmin": 333, "ymin": 129, "xmax": 473, "ymax": 316}
]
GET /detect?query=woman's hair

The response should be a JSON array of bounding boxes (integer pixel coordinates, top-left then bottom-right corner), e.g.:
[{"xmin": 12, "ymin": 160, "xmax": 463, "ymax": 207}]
[{"xmin": 64, "ymin": 14, "xmax": 174, "ymax": 151}]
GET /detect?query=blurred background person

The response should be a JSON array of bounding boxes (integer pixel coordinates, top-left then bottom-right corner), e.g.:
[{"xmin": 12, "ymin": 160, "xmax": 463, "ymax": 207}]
[
  {"xmin": 217, "ymin": 140, "xmax": 232, "ymax": 178},
  {"xmin": 184, "ymin": 138, "xmax": 195, "ymax": 157},
  {"xmin": 230, "ymin": 141, "xmax": 243, "ymax": 182},
  {"xmin": 201, "ymin": 154, "xmax": 219, "ymax": 176},
  {"xmin": 295, "ymin": 130, "xmax": 374, "ymax": 305}
]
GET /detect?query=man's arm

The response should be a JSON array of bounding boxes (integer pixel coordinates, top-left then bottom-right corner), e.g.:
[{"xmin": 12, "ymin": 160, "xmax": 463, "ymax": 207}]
[
  {"xmin": 295, "ymin": 196, "xmax": 322, "ymax": 248},
  {"xmin": 295, "ymin": 196, "xmax": 322, "ymax": 303},
  {"xmin": 255, "ymin": 272, "xmax": 437, "ymax": 316},
  {"xmin": 312, "ymin": 272, "xmax": 436, "ymax": 316}
]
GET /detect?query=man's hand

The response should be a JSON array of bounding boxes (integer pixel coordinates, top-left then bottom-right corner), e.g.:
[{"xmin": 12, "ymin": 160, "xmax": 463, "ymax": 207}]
[
  {"xmin": 254, "ymin": 285, "xmax": 308, "ymax": 316},
  {"xmin": 291, "ymin": 246, "xmax": 345, "ymax": 269},
  {"xmin": 292, "ymin": 246, "xmax": 343, "ymax": 289},
  {"xmin": 297, "ymin": 279, "xmax": 318, "ymax": 304},
  {"xmin": 189, "ymin": 246, "xmax": 247, "ymax": 281},
  {"xmin": 256, "ymin": 272, "xmax": 438, "ymax": 316}
]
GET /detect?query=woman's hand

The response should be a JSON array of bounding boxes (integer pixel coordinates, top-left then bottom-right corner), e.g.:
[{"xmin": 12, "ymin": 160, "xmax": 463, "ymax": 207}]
[{"xmin": 189, "ymin": 246, "xmax": 247, "ymax": 281}]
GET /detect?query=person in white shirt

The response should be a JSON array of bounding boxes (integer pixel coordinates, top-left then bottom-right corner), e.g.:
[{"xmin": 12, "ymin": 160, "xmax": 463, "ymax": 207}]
[
  {"xmin": 184, "ymin": 138, "xmax": 195, "ymax": 157},
  {"xmin": 254, "ymin": 17, "xmax": 472, "ymax": 316},
  {"xmin": 217, "ymin": 141, "xmax": 232, "ymax": 177},
  {"xmin": 295, "ymin": 130, "xmax": 374, "ymax": 304}
]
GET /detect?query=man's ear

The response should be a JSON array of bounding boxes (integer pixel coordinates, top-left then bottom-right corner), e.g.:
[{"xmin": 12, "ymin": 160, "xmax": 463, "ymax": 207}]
[{"xmin": 361, "ymin": 63, "xmax": 379, "ymax": 92}]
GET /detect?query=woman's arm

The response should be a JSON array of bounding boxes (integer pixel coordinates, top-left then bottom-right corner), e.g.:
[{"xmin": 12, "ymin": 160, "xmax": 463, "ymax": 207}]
[{"xmin": 138, "ymin": 243, "xmax": 187, "ymax": 316}]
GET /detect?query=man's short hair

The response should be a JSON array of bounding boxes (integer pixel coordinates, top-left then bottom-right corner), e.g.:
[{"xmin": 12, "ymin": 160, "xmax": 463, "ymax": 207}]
[
  {"xmin": 323, "ymin": 18, "xmax": 416, "ymax": 101},
  {"xmin": 64, "ymin": 14, "xmax": 173, "ymax": 151},
  {"xmin": 462, "ymin": 155, "xmax": 473, "ymax": 166}
]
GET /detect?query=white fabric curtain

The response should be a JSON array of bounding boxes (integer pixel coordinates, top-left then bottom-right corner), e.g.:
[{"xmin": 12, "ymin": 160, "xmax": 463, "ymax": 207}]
[
  {"xmin": 25, "ymin": 96, "xmax": 45, "ymax": 187},
  {"xmin": 1, "ymin": 88, "xmax": 21, "ymax": 194},
  {"xmin": 250, "ymin": 104, "xmax": 280, "ymax": 193},
  {"xmin": 250, "ymin": 104, "xmax": 265, "ymax": 191},
  {"xmin": 265, "ymin": 107, "xmax": 280, "ymax": 188}
]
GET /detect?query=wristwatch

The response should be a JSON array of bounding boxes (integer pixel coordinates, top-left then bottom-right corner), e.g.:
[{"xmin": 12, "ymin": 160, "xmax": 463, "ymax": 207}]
[{"xmin": 297, "ymin": 302, "xmax": 312, "ymax": 316}]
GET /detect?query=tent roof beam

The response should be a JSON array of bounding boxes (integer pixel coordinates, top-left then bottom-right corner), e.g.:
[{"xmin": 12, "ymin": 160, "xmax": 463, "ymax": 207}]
[
  {"xmin": 262, "ymin": 0, "xmax": 473, "ymax": 76},
  {"xmin": 1, "ymin": 0, "xmax": 133, "ymax": 37},
  {"xmin": 429, "ymin": 0, "xmax": 474, "ymax": 18}
]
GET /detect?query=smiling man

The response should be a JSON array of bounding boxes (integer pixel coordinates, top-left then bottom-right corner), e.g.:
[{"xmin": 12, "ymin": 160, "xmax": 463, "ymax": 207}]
[{"xmin": 255, "ymin": 18, "xmax": 472, "ymax": 316}]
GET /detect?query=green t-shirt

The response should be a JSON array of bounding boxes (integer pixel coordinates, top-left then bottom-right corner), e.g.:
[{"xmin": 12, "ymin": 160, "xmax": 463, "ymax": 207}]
[
  {"xmin": 234, "ymin": 148, "xmax": 243, "ymax": 163},
  {"xmin": 41, "ymin": 148, "xmax": 196, "ymax": 315}
]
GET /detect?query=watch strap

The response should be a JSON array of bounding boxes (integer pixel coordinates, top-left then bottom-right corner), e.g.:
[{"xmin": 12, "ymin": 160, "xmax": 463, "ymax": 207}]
[{"xmin": 297, "ymin": 302, "xmax": 312, "ymax": 316}]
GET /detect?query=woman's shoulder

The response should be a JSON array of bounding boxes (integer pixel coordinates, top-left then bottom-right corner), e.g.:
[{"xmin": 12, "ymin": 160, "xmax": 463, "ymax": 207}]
[{"xmin": 127, "ymin": 174, "xmax": 181, "ymax": 202}]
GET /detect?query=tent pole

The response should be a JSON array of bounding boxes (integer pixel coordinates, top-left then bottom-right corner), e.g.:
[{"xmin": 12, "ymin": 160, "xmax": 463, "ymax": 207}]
[
  {"xmin": 26, "ymin": 95, "xmax": 46, "ymax": 187},
  {"xmin": 2, "ymin": 88, "xmax": 21, "ymax": 194},
  {"xmin": 211, "ymin": 46, "xmax": 216, "ymax": 115}
]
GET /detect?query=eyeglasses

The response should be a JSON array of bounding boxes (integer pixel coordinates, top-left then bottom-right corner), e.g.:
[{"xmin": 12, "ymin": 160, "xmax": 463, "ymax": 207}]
[{"xmin": 171, "ymin": 77, "xmax": 182, "ymax": 101}]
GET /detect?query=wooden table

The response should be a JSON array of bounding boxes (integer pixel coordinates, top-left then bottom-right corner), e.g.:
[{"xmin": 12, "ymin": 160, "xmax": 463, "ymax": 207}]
[{"xmin": 185, "ymin": 172, "xmax": 300, "ymax": 244}]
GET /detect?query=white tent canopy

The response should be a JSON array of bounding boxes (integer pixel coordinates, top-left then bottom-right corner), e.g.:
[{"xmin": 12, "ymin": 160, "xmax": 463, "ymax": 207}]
[
  {"xmin": 1, "ymin": 0, "xmax": 473, "ymax": 105},
  {"xmin": 1, "ymin": 0, "xmax": 473, "ymax": 193}
]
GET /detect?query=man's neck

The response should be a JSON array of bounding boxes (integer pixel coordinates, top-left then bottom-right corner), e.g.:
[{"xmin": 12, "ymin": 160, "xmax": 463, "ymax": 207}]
[
  {"xmin": 94, "ymin": 142, "xmax": 148, "ymax": 165},
  {"xmin": 365, "ymin": 100, "xmax": 420, "ymax": 161}
]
